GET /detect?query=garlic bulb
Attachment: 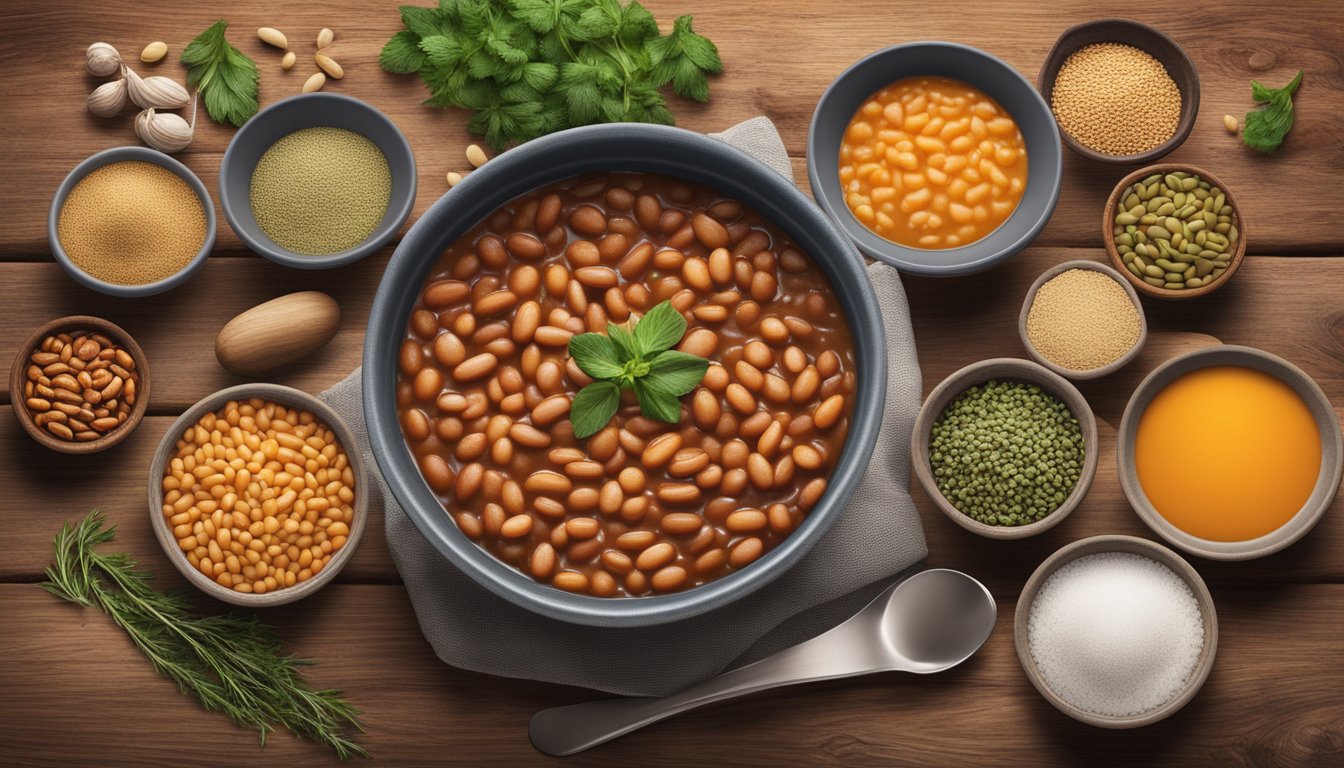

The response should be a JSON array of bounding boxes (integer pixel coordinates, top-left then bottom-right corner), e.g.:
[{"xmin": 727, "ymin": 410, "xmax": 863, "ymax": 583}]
[
  {"xmin": 125, "ymin": 67, "xmax": 190, "ymax": 109},
  {"xmin": 85, "ymin": 42, "xmax": 122, "ymax": 77},
  {"xmin": 87, "ymin": 79, "xmax": 128, "ymax": 118},
  {"xmin": 135, "ymin": 108, "xmax": 193, "ymax": 153}
]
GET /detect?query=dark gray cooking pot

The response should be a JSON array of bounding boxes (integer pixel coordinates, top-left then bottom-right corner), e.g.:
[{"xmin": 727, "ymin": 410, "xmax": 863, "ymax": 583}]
[{"xmin": 364, "ymin": 123, "xmax": 886, "ymax": 627}]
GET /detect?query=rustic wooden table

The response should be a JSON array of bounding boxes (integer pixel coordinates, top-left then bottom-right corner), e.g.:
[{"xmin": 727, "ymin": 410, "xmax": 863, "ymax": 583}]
[{"xmin": 2, "ymin": 1, "xmax": 1342, "ymax": 765}]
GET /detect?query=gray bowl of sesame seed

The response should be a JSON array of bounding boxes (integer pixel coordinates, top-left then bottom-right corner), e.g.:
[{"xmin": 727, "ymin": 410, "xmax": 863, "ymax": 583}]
[
  {"xmin": 1018, "ymin": 259, "xmax": 1148, "ymax": 380},
  {"xmin": 219, "ymin": 93, "xmax": 417, "ymax": 270},
  {"xmin": 1037, "ymin": 19, "xmax": 1199, "ymax": 165}
]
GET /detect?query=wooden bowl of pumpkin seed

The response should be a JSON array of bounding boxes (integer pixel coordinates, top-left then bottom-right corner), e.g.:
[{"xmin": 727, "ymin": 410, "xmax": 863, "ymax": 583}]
[{"xmin": 1104, "ymin": 164, "xmax": 1246, "ymax": 300}]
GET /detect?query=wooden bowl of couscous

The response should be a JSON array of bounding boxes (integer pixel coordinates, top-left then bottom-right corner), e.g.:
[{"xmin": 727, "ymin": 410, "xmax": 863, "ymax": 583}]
[{"xmin": 147, "ymin": 383, "xmax": 368, "ymax": 606}]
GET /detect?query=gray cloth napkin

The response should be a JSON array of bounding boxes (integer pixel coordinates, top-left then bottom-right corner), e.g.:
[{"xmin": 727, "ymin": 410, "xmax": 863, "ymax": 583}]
[{"xmin": 320, "ymin": 118, "xmax": 926, "ymax": 697}]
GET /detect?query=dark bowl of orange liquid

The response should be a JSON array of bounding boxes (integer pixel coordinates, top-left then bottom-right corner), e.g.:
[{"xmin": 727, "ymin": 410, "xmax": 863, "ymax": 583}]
[
  {"xmin": 808, "ymin": 42, "xmax": 1062, "ymax": 277},
  {"xmin": 1117, "ymin": 346, "xmax": 1342, "ymax": 560}
]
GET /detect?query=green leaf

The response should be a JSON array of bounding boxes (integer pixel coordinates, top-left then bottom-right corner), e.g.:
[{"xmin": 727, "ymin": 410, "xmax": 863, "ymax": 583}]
[
  {"xmin": 401, "ymin": 4, "xmax": 445, "ymax": 37},
  {"xmin": 571, "ymin": 0, "xmax": 622, "ymax": 41},
  {"xmin": 607, "ymin": 323, "xmax": 641, "ymax": 362},
  {"xmin": 520, "ymin": 61, "xmax": 559, "ymax": 90},
  {"xmin": 570, "ymin": 381, "xmax": 621, "ymax": 438},
  {"xmin": 671, "ymin": 15, "xmax": 722, "ymax": 72},
  {"xmin": 381, "ymin": 30, "xmax": 426, "ymax": 73},
  {"xmin": 632, "ymin": 301, "xmax": 686, "ymax": 354},
  {"xmin": 568, "ymin": 333, "xmax": 625, "ymax": 379},
  {"xmin": 1243, "ymin": 70, "xmax": 1303, "ymax": 153},
  {"xmin": 632, "ymin": 378, "xmax": 683, "ymax": 423},
  {"xmin": 180, "ymin": 20, "xmax": 259, "ymax": 128},
  {"xmin": 646, "ymin": 350, "xmax": 710, "ymax": 395},
  {"xmin": 419, "ymin": 34, "xmax": 464, "ymax": 68},
  {"xmin": 618, "ymin": 1, "xmax": 659, "ymax": 45}
]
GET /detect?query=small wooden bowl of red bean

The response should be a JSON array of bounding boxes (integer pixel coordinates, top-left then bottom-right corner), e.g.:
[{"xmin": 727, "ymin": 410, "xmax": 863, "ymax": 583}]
[{"xmin": 394, "ymin": 172, "xmax": 860, "ymax": 599}]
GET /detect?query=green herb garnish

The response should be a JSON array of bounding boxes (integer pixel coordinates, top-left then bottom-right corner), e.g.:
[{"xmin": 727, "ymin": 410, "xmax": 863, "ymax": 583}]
[
  {"xmin": 380, "ymin": 0, "xmax": 723, "ymax": 149},
  {"xmin": 567, "ymin": 300, "xmax": 709, "ymax": 437},
  {"xmin": 181, "ymin": 20, "xmax": 260, "ymax": 127},
  {"xmin": 42, "ymin": 511, "xmax": 366, "ymax": 759},
  {"xmin": 1243, "ymin": 69, "xmax": 1303, "ymax": 153}
]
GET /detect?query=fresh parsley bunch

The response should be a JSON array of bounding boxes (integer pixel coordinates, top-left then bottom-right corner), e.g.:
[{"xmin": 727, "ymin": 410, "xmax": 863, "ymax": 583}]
[
  {"xmin": 567, "ymin": 301, "xmax": 709, "ymax": 438},
  {"xmin": 380, "ymin": 0, "xmax": 723, "ymax": 149}
]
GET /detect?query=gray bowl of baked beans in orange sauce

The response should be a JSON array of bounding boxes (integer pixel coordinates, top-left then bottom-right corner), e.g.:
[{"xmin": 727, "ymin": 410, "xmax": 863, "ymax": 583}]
[{"xmin": 364, "ymin": 123, "xmax": 885, "ymax": 627}]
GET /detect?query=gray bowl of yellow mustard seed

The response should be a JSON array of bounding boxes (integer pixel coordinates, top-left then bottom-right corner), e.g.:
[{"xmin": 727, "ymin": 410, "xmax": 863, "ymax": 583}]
[
  {"xmin": 49, "ymin": 146, "xmax": 216, "ymax": 297},
  {"xmin": 912, "ymin": 358, "xmax": 1099, "ymax": 540},
  {"xmin": 1019, "ymin": 260, "xmax": 1147, "ymax": 380},
  {"xmin": 219, "ymin": 93, "xmax": 417, "ymax": 269}
]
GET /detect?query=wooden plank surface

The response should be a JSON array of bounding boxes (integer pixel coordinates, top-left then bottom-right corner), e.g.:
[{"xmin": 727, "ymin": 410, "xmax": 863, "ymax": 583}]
[{"xmin": 2, "ymin": 0, "xmax": 1342, "ymax": 765}]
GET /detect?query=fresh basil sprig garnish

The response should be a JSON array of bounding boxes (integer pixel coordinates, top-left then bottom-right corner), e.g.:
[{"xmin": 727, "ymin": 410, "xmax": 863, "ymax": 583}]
[{"xmin": 567, "ymin": 301, "xmax": 709, "ymax": 438}]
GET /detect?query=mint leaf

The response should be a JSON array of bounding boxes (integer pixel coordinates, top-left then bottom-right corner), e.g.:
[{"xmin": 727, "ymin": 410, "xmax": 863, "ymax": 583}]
[
  {"xmin": 633, "ymin": 301, "xmax": 686, "ymax": 353},
  {"xmin": 181, "ymin": 20, "xmax": 259, "ymax": 127},
  {"xmin": 647, "ymin": 350, "xmax": 709, "ymax": 395},
  {"xmin": 400, "ymin": 4, "xmax": 444, "ymax": 37},
  {"xmin": 568, "ymin": 333, "xmax": 624, "ymax": 379},
  {"xmin": 607, "ymin": 323, "xmax": 641, "ymax": 362},
  {"xmin": 1243, "ymin": 70, "xmax": 1303, "ymax": 153},
  {"xmin": 381, "ymin": 30, "xmax": 426, "ymax": 73},
  {"xmin": 633, "ymin": 378, "xmax": 682, "ymax": 423},
  {"xmin": 570, "ymin": 381, "xmax": 620, "ymax": 438}
]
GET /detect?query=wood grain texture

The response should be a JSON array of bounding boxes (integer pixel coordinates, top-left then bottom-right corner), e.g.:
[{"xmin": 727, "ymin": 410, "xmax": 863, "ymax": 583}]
[
  {"xmin": 0, "ymin": 1, "xmax": 1341, "ymax": 257},
  {"xmin": 1, "ymin": 582, "xmax": 1341, "ymax": 767},
  {"xmin": 2, "ymin": 0, "xmax": 1343, "ymax": 765}
]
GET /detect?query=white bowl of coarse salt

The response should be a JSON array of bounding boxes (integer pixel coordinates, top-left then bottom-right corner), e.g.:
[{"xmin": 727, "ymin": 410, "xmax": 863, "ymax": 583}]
[{"xmin": 1014, "ymin": 535, "xmax": 1218, "ymax": 728}]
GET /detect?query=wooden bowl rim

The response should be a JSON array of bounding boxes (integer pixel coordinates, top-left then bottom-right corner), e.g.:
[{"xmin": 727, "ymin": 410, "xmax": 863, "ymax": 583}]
[
  {"xmin": 1036, "ymin": 18, "xmax": 1200, "ymax": 165},
  {"xmin": 911, "ymin": 357, "xmax": 1099, "ymax": 540},
  {"xmin": 1116, "ymin": 345, "xmax": 1343, "ymax": 560},
  {"xmin": 1013, "ymin": 534, "xmax": 1219, "ymax": 728},
  {"xmin": 8, "ymin": 315, "xmax": 151, "ymax": 454},
  {"xmin": 1103, "ymin": 163, "xmax": 1248, "ymax": 300},
  {"xmin": 146, "ymin": 383, "xmax": 369, "ymax": 606},
  {"xmin": 1018, "ymin": 259, "xmax": 1149, "ymax": 380}
]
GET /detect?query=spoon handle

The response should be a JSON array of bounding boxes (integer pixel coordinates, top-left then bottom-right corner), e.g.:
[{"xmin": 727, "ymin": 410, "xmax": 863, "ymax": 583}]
[{"xmin": 529, "ymin": 611, "xmax": 889, "ymax": 756}]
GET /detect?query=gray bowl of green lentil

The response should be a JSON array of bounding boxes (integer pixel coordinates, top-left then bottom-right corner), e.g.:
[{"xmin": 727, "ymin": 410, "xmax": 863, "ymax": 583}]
[
  {"xmin": 219, "ymin": 93, "xmax": 417, "ymax": 269},
  {"xmin": 49, "ymin": 145, "xmax": 216, "ymax": 297},
  {"xmin": 912, "ymin": 358, "xmax": 1099, "ymax": 540}
]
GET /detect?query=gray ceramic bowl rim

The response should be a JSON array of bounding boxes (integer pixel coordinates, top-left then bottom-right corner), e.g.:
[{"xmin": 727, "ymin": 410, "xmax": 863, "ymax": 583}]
[
  {"xmin": 218, "ymin": 92, "xmax": 417, "ymax": 269},
  {"xmin": 911, "ymin": 357, "xmax": 1099, "ymax": 539},
  {"xmin": 807, "ymin": 41, "xmax": 1063, "ymax": 276},
  {"xmin": 364, "ymin": 122, "xmax": 887, "ymax": 627},
  {"xmin": 1014, "ymin": 534, "xmax": 1218, "ymax": 728},
  {"xmin": 1018, "ymin": 259, "xmax": 1148, "ymax": 380},
  {"xmin": 147, "ymin": 383, "xmax": 369, "ymax": 606},
  {"xmin": 48, "ymin": 146, "xmax": 216, "ymax": 297},
  {"xmin": 1117, "ymin": 345, "xmax": 1343, "ymax": 560}
]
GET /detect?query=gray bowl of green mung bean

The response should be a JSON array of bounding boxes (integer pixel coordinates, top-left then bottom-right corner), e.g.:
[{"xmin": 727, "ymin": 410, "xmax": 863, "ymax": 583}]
[
  {"xmin": 912, "ymin": 358, "xmax": 1099, "ymax": 540},
  {"xmin": 219, "ymin": 93, "xmax": 417, "ymax": 269}
]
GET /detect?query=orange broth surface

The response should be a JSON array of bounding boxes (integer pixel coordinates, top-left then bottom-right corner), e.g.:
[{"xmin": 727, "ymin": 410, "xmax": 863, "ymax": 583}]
[
  {"xmin": 838, "ymin": 76, "xmax": 1027, "ymax": 250},
  {"xmin": 1135, "ymin": 366, "xmax": 1321, "ymax": 542}
]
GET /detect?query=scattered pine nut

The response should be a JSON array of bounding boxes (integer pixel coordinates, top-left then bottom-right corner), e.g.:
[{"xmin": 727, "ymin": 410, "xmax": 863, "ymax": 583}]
[
  {"xmin": 447, "ymin": 171, "xmax": 464, "ymax": 187},
  {"xmin": 257, "ymin": 27, "xmax": 288, "ymax": 49},
  {"xmin": 1222, "ymin": 114, "xmax": 1238, "ymax": 133},
  {"xmin": 317, "ymin": 28, "xmax": 334, "ymax": 49},
  {"xmin": 281, "ymin": 51, "xmax": 296, "ymax": 70},
  {"xmin": 302, "ymin": 71, "xmax": 326, "ymax": 93},
  {"xmin": 140, "ymin": 41, "xmax": 167, "ymax": 63},
  {"xmin": 315, "ymin": 52, "xmax": 344, "ymax": 79},
  {"xmin": 466, "ymin": 144, "xmax": 489, "ymax": 168}
]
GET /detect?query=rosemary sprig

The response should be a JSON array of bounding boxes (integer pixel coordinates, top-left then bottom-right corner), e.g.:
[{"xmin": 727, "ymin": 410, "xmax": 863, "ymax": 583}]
[{"xmin": 41, "ymin": 511, "xmax": 367, "ymax": 759}]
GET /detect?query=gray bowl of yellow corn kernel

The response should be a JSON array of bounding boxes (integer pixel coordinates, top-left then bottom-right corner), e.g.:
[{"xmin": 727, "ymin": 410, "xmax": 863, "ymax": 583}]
[{"xmin": 219, "ymin": 93, "xmax": 417, "ymax": 269}]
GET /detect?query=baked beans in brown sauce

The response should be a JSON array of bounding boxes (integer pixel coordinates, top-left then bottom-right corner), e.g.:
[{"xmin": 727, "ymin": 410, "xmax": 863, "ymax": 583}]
[{"xmin": 398, "ymin": 173, "xmax": 856, "ymax": 597}]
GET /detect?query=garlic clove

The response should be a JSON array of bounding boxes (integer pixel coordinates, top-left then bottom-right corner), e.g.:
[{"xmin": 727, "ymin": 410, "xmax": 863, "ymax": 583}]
[
  {"xmin": 125, "ymin": 67, "xmax": 190, "ymax": 110},
  {"xmin": 85, "ymin": 42, "xmax": 122, "ymax": 77},
  {"xmin": 135, "ymin": 108, "xmax": 194, "ymax": 153},
  {"xmin": 87, "ymin": 79, "xmax": 128, "ymax": 118}
]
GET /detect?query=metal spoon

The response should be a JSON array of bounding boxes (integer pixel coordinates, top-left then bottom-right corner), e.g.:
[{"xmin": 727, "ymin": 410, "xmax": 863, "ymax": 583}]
[{"xmin": 529, "ymin": 568, "xmax": 997, "ymax": 756}]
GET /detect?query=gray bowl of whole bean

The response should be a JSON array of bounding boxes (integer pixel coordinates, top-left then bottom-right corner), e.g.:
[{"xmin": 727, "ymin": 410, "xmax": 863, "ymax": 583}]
[{"xmin": 364, "ymin": 123, "xmax": 886, "ymax": 627}]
